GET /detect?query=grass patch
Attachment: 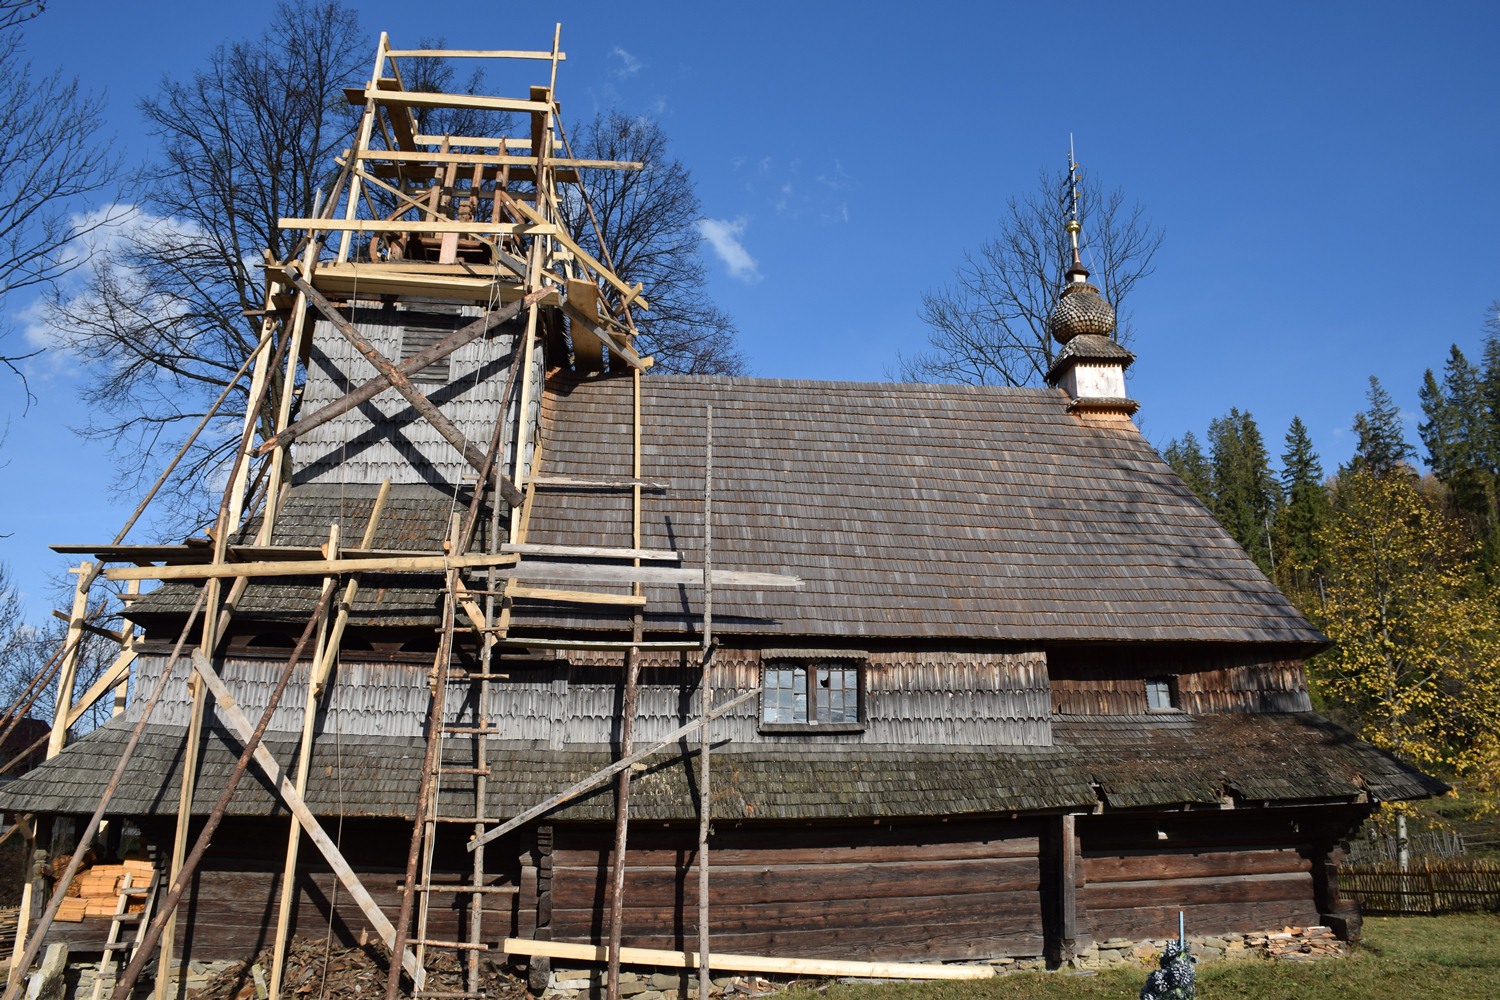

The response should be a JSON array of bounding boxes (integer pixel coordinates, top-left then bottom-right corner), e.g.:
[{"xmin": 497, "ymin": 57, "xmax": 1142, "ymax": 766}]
[{"xmin": 792, "ymin": 914, "xmax": 1500, "ymax": 999}]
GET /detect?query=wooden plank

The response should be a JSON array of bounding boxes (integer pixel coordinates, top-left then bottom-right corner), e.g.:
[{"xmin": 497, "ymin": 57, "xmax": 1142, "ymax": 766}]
[
  {"xmin": 511, "ymin": 564, "xmax": 800, "ymax": 589},
  {"xmin": 385, "ymin": 48, "xmax": 566, "ymax": 60},
  {"xmin": 190, "ymin": 653, "xmax": 425, "ymax": 987},
  {"xmin": 491, "ymin": 638, "xmax": 700, "ymax": 651},
  {"xmin": 529, "ymin": 475, "xmax": 668, "ymax": 490},
  {"xmin": 104, "ymin": 551, "xmax": 520, "ymax": 582},
  {"xmin": 355, "ymin": 150, "xmax": 638, "ymax": 170},
  {"xmin": 506, "ymin": 587, "xmax": 645, "ymax": 607},
  {"xmin": 365, "ymin": 89, "xmax": 552, "ymax": 115},
  {"xmin": 280, "ymin": 218, "xmax": 556, "ymax": 236},
  {"xmin": 502, "ymin": 938, "xmax": 995, "ymax": 980},
  {"xmin": 502, "ymin": 543, "xmax": 679, "ymax": 562},
  {"xmin": 562, "ymin": 304, "xmax": 650, "ymax": 371}
]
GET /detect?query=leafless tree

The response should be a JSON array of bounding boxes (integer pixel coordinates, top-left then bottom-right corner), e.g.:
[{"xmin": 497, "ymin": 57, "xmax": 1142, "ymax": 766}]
[
  {"xmin": 43, "ymin": 1, "xmax": 365, "ymax": 529},
  {"xmin": 561, "ymin": 111, "xmax": 747, "ymax": 376},
  {"xmin": 0, "ymin": 17, "xmax": 123, "ymax": 403},
  {"xmin": 894, "ymin": 167, "xmax": 1163, "ymax": 387},
  {"xmin": 0, "ymin": 1, "xmax": 42, "ymax": 32}
]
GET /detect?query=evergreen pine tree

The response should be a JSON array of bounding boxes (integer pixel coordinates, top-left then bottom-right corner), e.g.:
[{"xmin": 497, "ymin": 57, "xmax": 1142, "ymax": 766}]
[
  {"xmin": 1278, "ymin": 416, "xmax": 1329, "ymax": 600},
  {"xmin": 1349, "ymin": 376, "xmax": 1416, "ymax": 476},
  {"xmin": 1208, "ymin": 409, "xmax": 1282, "ymax": 575},
  {"xmin": 1163, "ymin": 432, "xmax": 1213, "ymax": 507}
]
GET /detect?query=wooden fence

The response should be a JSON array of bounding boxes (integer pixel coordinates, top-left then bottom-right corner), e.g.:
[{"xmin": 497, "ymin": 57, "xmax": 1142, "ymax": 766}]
[{"xmin": 1338, "ymin": 860, "xmax": 1500, "ymax": 915}]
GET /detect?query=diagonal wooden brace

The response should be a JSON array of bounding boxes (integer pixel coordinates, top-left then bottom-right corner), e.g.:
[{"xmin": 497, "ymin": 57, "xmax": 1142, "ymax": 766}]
[
  {"xmin": 258, "ymin": 287, "xmax": 547, "ymax": 458},
  {"xmin": 282, "ymin": 267, "xmax": 524, "ymax": 507},
  {"xmin": 191, "ymin": 652, "xmax": 426, "ymax": 989}
]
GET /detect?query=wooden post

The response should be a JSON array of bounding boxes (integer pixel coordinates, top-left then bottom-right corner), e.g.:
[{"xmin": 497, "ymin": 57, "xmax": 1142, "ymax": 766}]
[
  {"xmin": 48, "ymin": 564, "xmax": 96, "ymax": 759},
  {"xmin": 696, "ymin": 405, "xmax": 713, "ymax": 1000},
  {"xmin": 605, "ymin": 368, "xmax": 645, "ymax": 1000},
  {"xmin": 269, "ymin": 524, "xmax": 341, "ymax": 1000},
  {"xmin": 1056, "ymin": 814, "xmax": 1078, "ymax": 964}
]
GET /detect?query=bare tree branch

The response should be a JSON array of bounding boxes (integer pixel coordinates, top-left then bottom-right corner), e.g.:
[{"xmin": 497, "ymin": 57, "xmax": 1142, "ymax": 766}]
[
  {"xmin": 561, "ymin": 112, "xmax": 747, "ymax": 376},
  {"xmin": 895, "ymin": 167, "xmax": 1163, "ymax": 387},
  {"xmin": 0, "ymin": 28, "xmax": 124, "ymax": 408},
  {"xmin": 42, "ymin": 1, "xmax": 364, "ymax": 531}
]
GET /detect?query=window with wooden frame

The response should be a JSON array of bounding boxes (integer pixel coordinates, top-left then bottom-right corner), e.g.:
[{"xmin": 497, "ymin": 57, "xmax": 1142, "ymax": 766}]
[
  {"xmin": 1145, "ymin": 675, "xmax": 1179, "ymax": 712},
  {"xmin": 759, "ymin": 654, "xmax": 866, "ymax": 733}
]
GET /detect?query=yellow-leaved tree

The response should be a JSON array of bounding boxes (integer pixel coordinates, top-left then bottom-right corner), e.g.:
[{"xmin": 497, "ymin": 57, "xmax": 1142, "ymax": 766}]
[{"xmin": 1311, "ymin": 470, "xmax": 1500, "ymax": 801}]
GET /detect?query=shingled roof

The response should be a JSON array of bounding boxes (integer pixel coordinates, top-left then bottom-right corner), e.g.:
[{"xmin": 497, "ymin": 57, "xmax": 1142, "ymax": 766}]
[
  {"xmin": 0, "ymin": 712, "xmax": 1440, "ymax": 822},
  {"xmin": 513, "ymin": 375, "xmax": 1325, "ymax": 644}
]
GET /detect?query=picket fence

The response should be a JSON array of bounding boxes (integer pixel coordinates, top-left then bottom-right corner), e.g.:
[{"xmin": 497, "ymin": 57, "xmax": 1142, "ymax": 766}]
[{"xmin": 1338, "ymin": 859, "xmax": 1500, "ymax": 915}]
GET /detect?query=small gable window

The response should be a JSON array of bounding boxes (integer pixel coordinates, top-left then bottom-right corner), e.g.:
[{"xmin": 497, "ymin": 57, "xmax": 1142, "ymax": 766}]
[
  {"xmin": 760, "ymin": 656, "xmax": 865, "ymax": 733},
  {"xmin": 1145, "ymin": 676, "xmax": 1179, "ymax": 712}
]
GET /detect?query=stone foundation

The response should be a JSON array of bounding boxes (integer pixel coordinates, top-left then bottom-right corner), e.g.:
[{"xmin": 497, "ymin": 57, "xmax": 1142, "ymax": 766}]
[{"xmin": 538, "ymin": 927, "xmax": 1345, "ymax": 996}]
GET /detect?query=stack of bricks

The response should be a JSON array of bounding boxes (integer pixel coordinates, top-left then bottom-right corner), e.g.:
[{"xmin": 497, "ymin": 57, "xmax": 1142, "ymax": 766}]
[{"xmin": 55, "ymin": 859, "xmax": 154, "ymax": 921}]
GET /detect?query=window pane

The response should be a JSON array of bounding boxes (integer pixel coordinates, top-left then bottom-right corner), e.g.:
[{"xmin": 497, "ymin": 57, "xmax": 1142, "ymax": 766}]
[
  {"xmin": 815, "ymin": 665, "xmax": 859, "ymax": 724},
  {"xmin": 1146, "ymin": 677, "xmax": 1174, "ymax": 710},
  {"xmin": 762, "ymin": 667, "xmax": 808, "ymax": 723}
]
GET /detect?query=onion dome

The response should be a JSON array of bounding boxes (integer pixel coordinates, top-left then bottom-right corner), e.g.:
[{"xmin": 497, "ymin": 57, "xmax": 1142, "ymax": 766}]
[{"xmin": 1049, "ymin": 261, "xmax": 1117, "ymax": 344}]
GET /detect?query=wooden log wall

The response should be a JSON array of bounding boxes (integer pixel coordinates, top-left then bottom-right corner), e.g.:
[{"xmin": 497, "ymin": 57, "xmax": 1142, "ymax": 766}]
[
  {"xmin": 1049, "ymin": 647, "xmax": 1312, "ymax": 716},
  {"xmin": 40, "ymin": 819, "xmax": 523, "ymax": 963},
  {"xmin": 548, "ymin": 819, "xmax": 1047, "ymax": 962},
  {"xmin": 1077, "ymin": 813, "xmax": 1319, "ymax": 942}
]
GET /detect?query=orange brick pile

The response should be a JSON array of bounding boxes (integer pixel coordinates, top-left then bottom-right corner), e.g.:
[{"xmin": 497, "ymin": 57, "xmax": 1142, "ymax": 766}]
[{"xmin": 55, "ymin": 859, "xmax": 154, "ymax": 922}]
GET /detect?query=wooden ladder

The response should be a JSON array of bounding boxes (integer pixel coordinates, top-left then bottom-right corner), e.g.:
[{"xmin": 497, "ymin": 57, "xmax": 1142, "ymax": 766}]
[
  {"xmin": 89, "ymin": 867, "xmax": 160, "ymax": 1000},
  {"xmin": 402, "ymin": 521, "xmax": 519, "ymax": 999}
]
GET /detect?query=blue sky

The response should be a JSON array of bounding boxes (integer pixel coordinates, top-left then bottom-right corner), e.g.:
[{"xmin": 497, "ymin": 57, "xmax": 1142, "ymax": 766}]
[{"xmin": 2, "ymin": 1, "xmax": 1499, "ymax": 618}]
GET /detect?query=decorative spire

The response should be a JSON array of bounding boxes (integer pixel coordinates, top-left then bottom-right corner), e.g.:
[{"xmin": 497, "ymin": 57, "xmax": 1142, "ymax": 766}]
[
  {"xmin": 1049, "ymin": 139, "xmax": 1116, "ymax": 345},
  {"xmin": 1046, "ymin": 138, "xmax": 1137, "ymax": 417}
]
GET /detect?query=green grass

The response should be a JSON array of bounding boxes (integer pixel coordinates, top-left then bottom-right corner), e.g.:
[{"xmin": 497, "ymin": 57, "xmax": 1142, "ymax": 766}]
[{"xmin": 790, "ymin": 915, "xmax": 1500, "ymax": 1000}]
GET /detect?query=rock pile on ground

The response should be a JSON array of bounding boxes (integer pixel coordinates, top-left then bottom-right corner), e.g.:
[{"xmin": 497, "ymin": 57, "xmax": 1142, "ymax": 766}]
[{"xmin": 1262, "ymin": 925, "xmax": 1345, "ymax": 960}]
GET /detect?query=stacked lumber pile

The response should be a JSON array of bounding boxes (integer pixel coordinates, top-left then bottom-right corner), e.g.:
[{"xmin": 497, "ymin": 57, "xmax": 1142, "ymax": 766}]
[
  {"xmin": 1263, "ymin": 925, "xmax": 1344, "ymax": 960},
  {"xmin": 55, "ymin": 859, "xmax": 154, "ymax": 922}
]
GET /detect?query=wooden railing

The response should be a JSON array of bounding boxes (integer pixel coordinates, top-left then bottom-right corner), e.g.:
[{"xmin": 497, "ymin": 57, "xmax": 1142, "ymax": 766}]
[{"xmin": 1338, "ymin": 860, "xmax": 1500, "ymax": 914}]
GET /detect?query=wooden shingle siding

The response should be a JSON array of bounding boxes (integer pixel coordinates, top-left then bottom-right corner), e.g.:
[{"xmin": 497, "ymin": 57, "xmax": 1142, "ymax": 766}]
[
  {"xmin": 523, "ymin": 375, "xmax": 1326, "ymax": 643},
  {"xmin": 293, "ymin": 304, "xmax": 525, "ymax": 490},
  {"xmin": 549, "ymin": 821, "xmax": 1047, "ymax": 961},
  {"xmin": 1050, "ymin": 649, "xmax": 1312, "ymax": 716}
]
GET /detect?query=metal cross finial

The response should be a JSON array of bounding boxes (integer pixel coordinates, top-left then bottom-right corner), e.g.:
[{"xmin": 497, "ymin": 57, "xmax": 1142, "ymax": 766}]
[{"xmin": 1066, "ymin": 135, "xmax": 1083, "ymax": 267}]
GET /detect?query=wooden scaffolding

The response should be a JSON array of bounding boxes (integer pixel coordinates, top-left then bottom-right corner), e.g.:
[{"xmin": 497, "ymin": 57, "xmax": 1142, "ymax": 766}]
[{"xmin": 0, "ymin": 27, "xmax": 988, "ymax": 1000}]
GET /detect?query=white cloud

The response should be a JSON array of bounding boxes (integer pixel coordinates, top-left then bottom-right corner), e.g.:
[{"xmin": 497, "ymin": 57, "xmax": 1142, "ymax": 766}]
[
  {"xmin": 696, "ymin": 217, "xmax": 761, "ymax": 284},
  {"xmin": 611, "ymin": 47, "xmax": 642, "ymax": 78},
  {"xmin": 24, "ymin": 204, "xmax": 200, "ymax": 358}
]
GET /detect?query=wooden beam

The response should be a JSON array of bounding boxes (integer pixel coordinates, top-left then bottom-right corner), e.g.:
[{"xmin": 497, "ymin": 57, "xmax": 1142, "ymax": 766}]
[
  {"xmin": 190, "ymin": 652, "xmax": 425, "ymax": 987},
  {"xmin": 280, "ymin": 218, "xmax": 556, "ymax": 236},
  {"xmin": 502, "ymin": 543, "xmax": 678, "ymax": 562},
  {"xmin": 385, "ymin": 48, "xmax": 566, "ymax": 60},
  {"xmin": 500, "ymin": 939, "xmax": 995, "ymax": 981},
  {"xmin": 49, "ymin": 610, "xmax": 126, "ymax": 644},
  {"xmin": 104, "ymin": 551, "xmax": 521, "ymax": 582},
  {"xmin": 48, "ymin": 565, "xmax": 95, "ymax": 758},
  {"xmin": 355, "ymin": 149, "xmax": 638, "ymax": 170},
  {"xmin": 362, "ymin": 89, "xmax": 552, "ymax": 115},
  {"xmin": 281, "ymin": 266, "xmax": 525, "ymax": 507},
  {"xmin": 529, "ymin": 475, "xmax": 668, "ymax": 490},
  {"xmin": 563, "ymin": 304, "xmax": 650, "ymax": 371},
  {"xmin": 506, "ymin": 586, "xmax": 645, "ymax": 607},
  {"xmin": 468, "ymin": 691, "xmax": 757, "ymax": 852},
  {"xmin": 488, "ymin": 638, "xmax": 700, "ymax": 651},
  {"xmin": 64, "ymin": 650, "xmax": 137, "ymax": 729},
  {"xmin": 511, "ymin": 564, "xmax": 799, "ymax": 589}
]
